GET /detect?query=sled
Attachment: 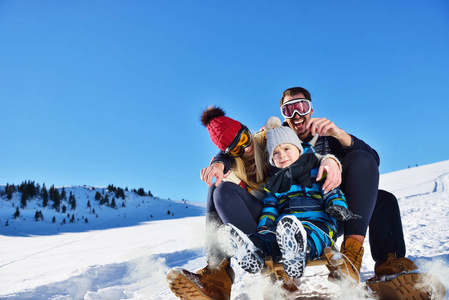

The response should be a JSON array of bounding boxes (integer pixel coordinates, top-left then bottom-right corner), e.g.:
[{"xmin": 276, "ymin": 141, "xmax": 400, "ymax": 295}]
[
  {"xmin": 262, "ymin": 246, "xmax": 344, "ymax": 293},
  {"xmin": 262, "ymin": 247, "xmax": 447, "ymax": 300}
]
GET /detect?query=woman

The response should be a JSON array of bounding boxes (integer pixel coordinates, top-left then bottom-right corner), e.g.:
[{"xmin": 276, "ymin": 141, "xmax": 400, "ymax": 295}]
[{"xmin": 167, "ymin": 106, "xmax": 339, "ymax": 300}]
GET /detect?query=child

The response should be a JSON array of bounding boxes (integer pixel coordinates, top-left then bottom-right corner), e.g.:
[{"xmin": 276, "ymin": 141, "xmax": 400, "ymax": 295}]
[{"xmin": 226, "ymin": 116, "xmax": 359, "ymax": 278}]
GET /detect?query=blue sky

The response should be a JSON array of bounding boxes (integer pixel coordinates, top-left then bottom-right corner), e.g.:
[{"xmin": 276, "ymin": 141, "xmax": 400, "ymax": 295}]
[{"xmin": 1, "ymin": 0, "xmax": 448, "ymax": 203}]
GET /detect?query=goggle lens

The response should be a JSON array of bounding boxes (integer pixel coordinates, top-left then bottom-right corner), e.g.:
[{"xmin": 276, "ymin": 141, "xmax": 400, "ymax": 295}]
[
  {"xmin": 281, "ymin": 99, "xmax": 312, "ymax": 119},
  {"xmin": 227, "ymin": 130, "xmax": 252, "ymax": 157}
]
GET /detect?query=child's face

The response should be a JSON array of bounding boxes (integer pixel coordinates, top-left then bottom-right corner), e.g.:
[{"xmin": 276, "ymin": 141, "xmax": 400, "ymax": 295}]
[{"xmin": 272, "ymin": 143, "xmax": 301, "ymax": 168}]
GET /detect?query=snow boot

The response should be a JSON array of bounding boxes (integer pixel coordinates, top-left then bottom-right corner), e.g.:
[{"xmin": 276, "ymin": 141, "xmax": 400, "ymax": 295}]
[
  {"xmin": 226, "ymin": 224, "xmax": 265, "ymax": 273},
  {"xmin": 166, "ymin": 258, "xmax": 233, "ymax": 300},
  {"xmin": 366, "ymin": 253, "xmax": 446, "ymax": 300},
  {"xmin": 276, "ymin": 215, "xmax": 308, "ymax": 278},
  {"xmin": 329, "ymin": 237, "xmax": 363, "ymax": 283}
]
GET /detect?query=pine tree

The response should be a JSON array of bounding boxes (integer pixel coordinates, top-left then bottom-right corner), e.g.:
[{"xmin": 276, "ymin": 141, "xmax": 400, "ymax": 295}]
[
  {"xmin": 49, "ymin": 185, "xmax": 55, "ymax": 201},
  {"xmin": 110, "ymin": 197, "xmax": 117, "ymax": 209},
  {"xmin": 69, "ymin": 193, "xmax": 77, "ymax": 210},
  {"xmin": 137, "ymin": 188, "xmax": 146, "ymax": 196},
  {"xmin": 20, "ymin": 192, "xmax": 27, "ymax": 209},
  {"xmin": 13, "ymin": 207, "xmax": 20, "ymax": 219},
  {"xmin": 5, "ymin": 183, "xmax": 15, "ymax": 200},
  {"xmin": 115, "ymin": 187, "xmax": 125, "ymax": 199},
  {"xmin": 52, "ymin": 189, "xmax": 61, "ymax": 211},
  {"xmin": 42, "ymin": 184, "xmax": 48, "ymax": 208},
  {"xmin": 60, "ymin": 187, "xmax": 67, "ymax": 200},
  {"xmin": 35, "ymin": 210, "xmax": 44, "ymax": 221},
  {"xmin": 100, "ymin": 194, "xmax": 109, "ymax": 206}
]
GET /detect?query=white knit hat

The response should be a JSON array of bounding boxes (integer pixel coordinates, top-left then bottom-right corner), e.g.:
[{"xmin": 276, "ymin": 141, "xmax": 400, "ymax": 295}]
[{"xmin": 265, "ymin": 116, "xmax": 304, "ymax": 166}]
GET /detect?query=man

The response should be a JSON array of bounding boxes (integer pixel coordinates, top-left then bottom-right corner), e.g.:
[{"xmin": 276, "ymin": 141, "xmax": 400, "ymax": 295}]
[{"xmin": 279, "ymin": 86, "xmax": 444, "ymax": 299}]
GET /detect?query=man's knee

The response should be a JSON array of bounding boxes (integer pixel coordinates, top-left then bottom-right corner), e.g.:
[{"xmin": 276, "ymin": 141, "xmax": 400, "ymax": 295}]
[
  {"xmin": 376, "ymin": 189, "xmax": 400, "ymax": 213},
  {"xmin": 342, "ymin": 150, "xmax": 379, "ymax": 177}
]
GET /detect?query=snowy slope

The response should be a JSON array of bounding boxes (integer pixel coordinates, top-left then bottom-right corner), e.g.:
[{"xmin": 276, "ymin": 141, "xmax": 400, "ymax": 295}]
[{"xmin": 1, "ymin": 161, "xmax": 449, "ymax": 299}]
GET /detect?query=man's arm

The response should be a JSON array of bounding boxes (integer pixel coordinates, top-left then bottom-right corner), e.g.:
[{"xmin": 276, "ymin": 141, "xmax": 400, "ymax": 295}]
[
  {"xmin": 307, "ymin": 117, "xmax": 379, "ymax": 164},
  {"xmin": 307, "ymin": 117, "xmax": 380, "ymax": 191}
]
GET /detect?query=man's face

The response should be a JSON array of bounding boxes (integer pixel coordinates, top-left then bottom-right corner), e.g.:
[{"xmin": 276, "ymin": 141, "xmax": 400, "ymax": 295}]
[{"xmin": 282, "ymin": 92, "xmax": 314, "ymax": 140}]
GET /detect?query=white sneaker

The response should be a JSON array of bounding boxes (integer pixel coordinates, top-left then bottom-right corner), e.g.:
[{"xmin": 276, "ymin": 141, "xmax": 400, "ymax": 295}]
[
  {"xmin": 276, "ymin": 215, "xmax": 307, "ymax": 278},
  {"xmin": 226, "ymin": 224, "xmax": 264, "ymax": 274}
]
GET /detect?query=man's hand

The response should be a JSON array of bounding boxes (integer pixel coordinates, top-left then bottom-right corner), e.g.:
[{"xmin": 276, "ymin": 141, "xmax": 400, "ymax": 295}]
[
  {"xmin": 306, "ymin": 117, "xmax": 352, "ymax": 147},
  {"xmin": 317, "ymin": 158, "xmax": 341, "ymax": 193},
  {"xmin": 200, "ymin": 162, "xmax": 228, "ymax": 187}
]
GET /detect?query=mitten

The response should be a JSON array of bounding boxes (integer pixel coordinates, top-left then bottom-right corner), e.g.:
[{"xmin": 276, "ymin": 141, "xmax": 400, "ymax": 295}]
[{"xmin": 326, "ymin": 205, "xmax": 361, "ymax": 221}]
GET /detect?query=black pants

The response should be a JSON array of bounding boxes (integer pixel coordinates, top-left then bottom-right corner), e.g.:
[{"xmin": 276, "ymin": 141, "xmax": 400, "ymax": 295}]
[
  {"xmin": 206, "ymin": 181, "xmax": 262, "ymax": 234},
  {"xmin": 337, "ymin": 150, "xmax": 406, "ymax": 266},
  {"xmin": 205, "ymin": 182, "xmax": 262, "ymax": 266}
]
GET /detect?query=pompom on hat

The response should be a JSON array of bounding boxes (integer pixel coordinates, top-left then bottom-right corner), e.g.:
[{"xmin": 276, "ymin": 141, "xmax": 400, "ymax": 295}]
[
  {"xmin": 265, "ymin": 116, "xmax": 304, "ymax": 166},
  {"xmin": 201, "ymin": 106, "xmax": 244, "ymax": 152}
]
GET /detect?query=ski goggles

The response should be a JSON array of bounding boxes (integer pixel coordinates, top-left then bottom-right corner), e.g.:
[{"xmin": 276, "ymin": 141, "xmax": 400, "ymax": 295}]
[
  {"xmin": 224, "ymin": 127, "xmax": 252, "ymax": 157},
  {"xmin": 280, "ymin": 98, "xmax": 312, "ymax": 119}
]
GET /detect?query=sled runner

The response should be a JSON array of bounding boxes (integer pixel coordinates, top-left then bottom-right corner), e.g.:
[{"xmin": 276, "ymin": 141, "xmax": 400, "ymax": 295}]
[{"xmin": 262, "ymin": 246, "xmax": 343, "ymax": 293}]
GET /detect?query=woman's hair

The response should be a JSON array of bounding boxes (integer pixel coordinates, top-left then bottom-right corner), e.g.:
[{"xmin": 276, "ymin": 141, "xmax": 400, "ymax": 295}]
[
  {"xmin": 231, "ymin": 131, "xmax": 267, "ymax": 190},
  {"xmin": 280, "ymin": 87, "xmax": 312, "ymax": 106}
]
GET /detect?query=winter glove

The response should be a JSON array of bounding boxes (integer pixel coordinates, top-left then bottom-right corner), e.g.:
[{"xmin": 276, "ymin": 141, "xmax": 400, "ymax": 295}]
[{"xmin": 326, "ymin": 205, "xmax": 361, "ymax": 221}]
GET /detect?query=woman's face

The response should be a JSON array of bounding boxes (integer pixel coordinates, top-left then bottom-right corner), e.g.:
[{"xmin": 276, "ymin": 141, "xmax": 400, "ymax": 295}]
[{"xmin": 241, "ymin": 140, "xmax": 254, "ymax": 158}]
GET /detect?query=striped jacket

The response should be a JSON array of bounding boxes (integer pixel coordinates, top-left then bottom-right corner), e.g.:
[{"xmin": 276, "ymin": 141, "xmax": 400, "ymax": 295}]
[{"xmin": 257, "ymin": 145, "xmax": 348, "ymax": 256}]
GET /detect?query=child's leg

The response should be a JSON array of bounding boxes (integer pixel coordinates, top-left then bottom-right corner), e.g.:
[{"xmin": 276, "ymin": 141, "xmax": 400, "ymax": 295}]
[
  {"xmin": 276, "ymin": 215, "xmax": 308, "ymax": 278},
  {"xmin": 301, "ymin": 220, "xmax": 336, "ymax": 259},
  {"xmin": 226, "ymin": 224, "xmax": 265, "ymax": 273}
]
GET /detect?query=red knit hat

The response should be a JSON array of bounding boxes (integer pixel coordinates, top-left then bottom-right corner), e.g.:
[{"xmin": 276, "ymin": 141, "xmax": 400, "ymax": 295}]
[{"xmin": 201, "ymin": 106, "xmax": 243, "ymax": 152}]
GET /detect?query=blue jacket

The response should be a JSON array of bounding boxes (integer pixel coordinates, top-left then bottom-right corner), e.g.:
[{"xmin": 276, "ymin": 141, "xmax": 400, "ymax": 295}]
[
  {"xmin": 257, "ymin": 145, "xmax": 348, "ymax": 257},
  {"xmin": 257, "ymin": 150, "xmax": 347, "ymax": 232}
]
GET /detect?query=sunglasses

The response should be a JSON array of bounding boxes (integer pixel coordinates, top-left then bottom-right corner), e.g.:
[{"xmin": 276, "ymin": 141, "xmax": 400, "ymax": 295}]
[
  {"xmin": 224, "ymin": 127, "xmax": 252, "ymax": 157},
  {"xmin": 280, "ymin": 98, "xmax": 312, "ymax": 119}
]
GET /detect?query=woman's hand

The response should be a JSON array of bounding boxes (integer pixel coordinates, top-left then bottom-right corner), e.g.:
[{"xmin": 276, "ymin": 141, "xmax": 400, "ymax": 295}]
[{"xmin": 200, "ymin": 162, "xmax": 228, "ymax": 187}]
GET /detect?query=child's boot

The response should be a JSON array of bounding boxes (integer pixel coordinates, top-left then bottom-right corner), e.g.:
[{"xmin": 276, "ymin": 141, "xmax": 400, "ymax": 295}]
[
  {"xmin": 226, "ymin": 224, "xmax": 265, "ymax": 273},
  {"xmin": 276, "ymin": 215, "xmax": 308, "ymax": 278}
]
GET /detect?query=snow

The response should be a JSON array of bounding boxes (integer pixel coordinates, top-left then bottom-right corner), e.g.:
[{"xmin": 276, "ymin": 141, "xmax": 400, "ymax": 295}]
[{"xmin": 1, "ymin": 161, "xmax": 449, "ymax": 299}]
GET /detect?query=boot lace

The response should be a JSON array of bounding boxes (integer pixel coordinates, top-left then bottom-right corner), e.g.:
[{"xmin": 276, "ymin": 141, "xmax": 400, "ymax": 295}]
[
  {"xmin": 386, "ymin": 253, "xmax": 412, "ymax": 272},
  {"xmin": 341, "ymin": 242, "xmax": 363, "ymax": 271}
]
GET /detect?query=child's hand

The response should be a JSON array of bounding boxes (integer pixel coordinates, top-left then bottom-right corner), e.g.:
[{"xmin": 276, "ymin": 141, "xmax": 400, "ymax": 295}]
[{"xmin": 326, "ymin": 205, "xmax": 361, "ymax": 221}]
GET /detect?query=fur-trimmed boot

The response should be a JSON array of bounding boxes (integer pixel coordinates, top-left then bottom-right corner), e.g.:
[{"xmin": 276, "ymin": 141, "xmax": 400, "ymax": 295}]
[
  {"xmin": 166, "ymin": 258, "xmax": 233, "ymax": 300},
  {"xmin": 366, "ymin": 253, "xmax": 446, "ymax": 300}
]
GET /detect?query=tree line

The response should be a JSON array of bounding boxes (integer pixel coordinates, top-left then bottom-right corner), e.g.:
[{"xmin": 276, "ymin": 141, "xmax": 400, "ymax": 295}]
[{"xmin": 1, "ymin": 180, "xmax": 155, "ymax": 222}]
